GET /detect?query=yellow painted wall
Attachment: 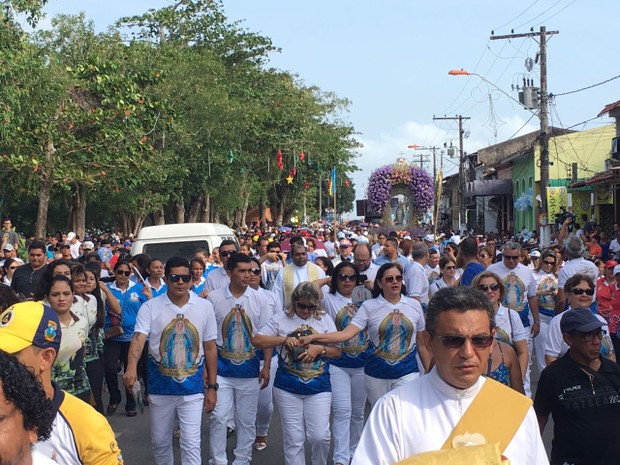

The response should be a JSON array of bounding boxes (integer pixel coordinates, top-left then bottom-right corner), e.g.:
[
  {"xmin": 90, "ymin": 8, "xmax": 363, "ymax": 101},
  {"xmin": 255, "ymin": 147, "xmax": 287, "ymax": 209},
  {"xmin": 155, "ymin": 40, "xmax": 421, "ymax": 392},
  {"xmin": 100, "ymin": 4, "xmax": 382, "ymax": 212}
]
[{"xmin": 534, "ymin": 124, "xmax": 615, "ymax": 182}]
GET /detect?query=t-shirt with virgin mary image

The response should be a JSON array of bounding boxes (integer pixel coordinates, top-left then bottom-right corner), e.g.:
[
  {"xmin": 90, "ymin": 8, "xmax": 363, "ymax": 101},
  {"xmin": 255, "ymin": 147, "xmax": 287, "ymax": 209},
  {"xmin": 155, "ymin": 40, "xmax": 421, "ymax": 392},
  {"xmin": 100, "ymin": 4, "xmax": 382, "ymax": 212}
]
[
  {"xmin": 487, "ymin": 262, "xmax": 536, "ymax": 327},
  {"xmin": 350, "ymin": 295, "xmax": 425, "ymax": 380},
  {"xmin": 134, "ymin": 292, "xmax": 218, "ymax": 395},
  {"xmin": 208, "ymin": 286, "xmax": 271, "ymax": 378}
]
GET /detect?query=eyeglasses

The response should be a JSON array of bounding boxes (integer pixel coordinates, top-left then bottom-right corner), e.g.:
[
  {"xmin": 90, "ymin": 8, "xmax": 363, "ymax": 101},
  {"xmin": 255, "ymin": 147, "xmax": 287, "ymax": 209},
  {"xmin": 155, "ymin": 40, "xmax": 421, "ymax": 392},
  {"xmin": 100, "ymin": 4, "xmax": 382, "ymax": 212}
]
[
  {"xmin": 168, "ymin": 274, "xmax": 192, "ymax": 283},
  {"xmin": 220, "ymin": 250, "xmax": 237, "ymax": 258},
  {"xmin": 429, "ymin": 331, "xmax": 494, "ymax": 349},
  {"xmin": 337, "ymin": 273, "xmax": 357, "ymax": 282},
  {"xmin": 116, "ymin": 270, "xmax": 131, "ymax": 277},
  {"xmin": 445, "ymin": 266, "xmax": 456, "ymax": 270},
  {"xmin": 339, "ymin": 245, "xmax": 351, "ymax": 249},
  {"xmin": 250, "ymin": 268, "xmax": 261, "ymax": 276},
  {"xmin": 575, "ymin": 329, "xmax": 605, "ymax": 342},
  {"xmin": 572, "ymin": 288, "xmax": 594, "ymax": 296},
  {"xmin": 384, "ymin": 275, "xmax": 403, "ymax": 283},
  {"xmin": 296, "ymin": 303, "xmax": 318, "ymax": 311},
  {"xmin": 543, "ymin": 261, "xmax": 556, "ymax": 266},
  {"xmin": 503, "ymin": 255, "xmax": 519, "ymax": 261},
  {"xmin": 477, "ymin": 283, "xmax": 500, "ymax": 292}
]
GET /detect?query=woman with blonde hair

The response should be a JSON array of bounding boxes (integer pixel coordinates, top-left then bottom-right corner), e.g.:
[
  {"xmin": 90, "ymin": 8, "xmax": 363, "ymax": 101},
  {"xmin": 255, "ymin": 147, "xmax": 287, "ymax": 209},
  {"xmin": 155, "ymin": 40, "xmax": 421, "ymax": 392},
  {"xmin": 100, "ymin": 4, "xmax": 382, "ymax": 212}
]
[{"xmin": 253, "ymin": 282, "xmax": 341, "ymax": 465}]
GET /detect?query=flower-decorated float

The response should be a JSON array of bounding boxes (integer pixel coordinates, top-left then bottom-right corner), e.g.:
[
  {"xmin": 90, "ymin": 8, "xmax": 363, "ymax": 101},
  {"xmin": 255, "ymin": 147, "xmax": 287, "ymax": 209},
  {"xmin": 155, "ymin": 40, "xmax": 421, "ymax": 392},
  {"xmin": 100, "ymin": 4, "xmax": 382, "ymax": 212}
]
[{"xmin": 366, "ymin": 158, "xmax": 435, "ymax": 229}]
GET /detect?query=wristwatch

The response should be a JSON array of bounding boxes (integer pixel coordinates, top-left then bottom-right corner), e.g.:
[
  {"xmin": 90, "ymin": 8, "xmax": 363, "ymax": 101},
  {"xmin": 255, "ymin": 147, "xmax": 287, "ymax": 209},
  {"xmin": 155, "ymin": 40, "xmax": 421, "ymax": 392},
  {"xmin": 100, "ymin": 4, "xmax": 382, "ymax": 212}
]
[
  {"xmin": 207, "ymin": 383, "xmax": 219, "ymax": 391},
  {"xmin": 320, "ymin": 346, "xmax": 327, "ymax": 356}
]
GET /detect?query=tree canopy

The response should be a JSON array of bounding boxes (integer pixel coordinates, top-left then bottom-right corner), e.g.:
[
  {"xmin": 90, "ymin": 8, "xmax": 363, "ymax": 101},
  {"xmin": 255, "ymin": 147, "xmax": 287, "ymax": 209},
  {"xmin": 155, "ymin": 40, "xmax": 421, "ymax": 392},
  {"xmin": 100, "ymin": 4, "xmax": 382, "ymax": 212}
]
[{"xmin": 0, "ymin": 0, "xmax": 360, "ymax": 237}]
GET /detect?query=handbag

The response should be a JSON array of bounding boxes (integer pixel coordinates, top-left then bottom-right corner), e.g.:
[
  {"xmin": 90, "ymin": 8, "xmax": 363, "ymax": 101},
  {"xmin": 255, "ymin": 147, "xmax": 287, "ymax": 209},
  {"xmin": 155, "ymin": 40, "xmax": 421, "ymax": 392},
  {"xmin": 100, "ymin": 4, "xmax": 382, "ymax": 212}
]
[
  {"xmin": 286, "ymin": 328, "xmax": 314, "ymax": 360},
  {"xmin": 105, "ymin": 309, "xmax": 123, "ymax": 339}
]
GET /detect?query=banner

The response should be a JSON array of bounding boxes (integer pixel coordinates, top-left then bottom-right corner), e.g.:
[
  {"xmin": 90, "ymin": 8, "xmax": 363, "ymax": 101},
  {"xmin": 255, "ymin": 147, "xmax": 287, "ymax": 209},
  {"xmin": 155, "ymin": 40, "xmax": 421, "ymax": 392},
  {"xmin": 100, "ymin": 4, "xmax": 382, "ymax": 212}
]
[
  {"xmin": 329, "ymin": 168, "xmax": 337, "ymax": 197},
  {"xmin": 546, "ymin": 186, "xmax": 568, "ymax": 220},
  {"xmin": 572, "ymin": 191, "xmax": 591, "ymax": 223}
]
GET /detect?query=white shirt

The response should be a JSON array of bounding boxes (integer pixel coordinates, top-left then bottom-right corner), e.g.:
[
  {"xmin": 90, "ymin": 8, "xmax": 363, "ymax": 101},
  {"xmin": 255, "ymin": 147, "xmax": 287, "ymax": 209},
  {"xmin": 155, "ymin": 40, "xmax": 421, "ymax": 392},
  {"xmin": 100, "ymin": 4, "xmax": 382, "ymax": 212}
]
[
  {"xmin": 404, "ymin": 261, "xmax": 429, "ymax": 305},
  {"xmin": 69, "ymin": 241, "xmax": 81, "ymax": 259},
  {"xmin": 272, "ymin": 263, "xmax": 326, "ymax": 311},
  {"xmin": 351, "ymin": 368, "xmax": 549, "ymax": 465},
  {"xmin": 359, "ymin": 262, "xmax": 380, "ymax": 282},
  {"xmin": 486, "ymin": 262, "xmax": 535, "ymax": 312},
  {"xmin": 204, "ymin": 267, "xmax": 230, "ymax": 292},
  {"xmin": 495, "ymin": 304, "xmax": 528, "ymax": 345},
  {"xmin": 261, "ymin": 259, "xmax": 284, "ymax": 292},
  {"xmin": 32, "ymin": 450, "xmax": 58, "ymax": 465},
  {"xmin": 557, "ymin": 257, "xmax": 600, "ymax": 289}
]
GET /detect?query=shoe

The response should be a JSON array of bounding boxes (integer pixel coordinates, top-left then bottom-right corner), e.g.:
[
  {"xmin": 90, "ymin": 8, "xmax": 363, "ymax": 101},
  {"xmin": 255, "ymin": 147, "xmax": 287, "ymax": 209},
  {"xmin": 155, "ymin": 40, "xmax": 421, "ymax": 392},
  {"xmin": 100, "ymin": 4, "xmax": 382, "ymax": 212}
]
[
  {"xmin": 226, "ymin": 426, "xmax": 236, "ymax": 438},
  {"xmin": 253, "ymin": 441, "xmax": 267, "ymax": 451},
  {"xmin": 106, "ymin": 404, "xmax": 118, "ymax": 416},
  {"xmin": 126, "ymin": 409, "xmax": 137, "ymax": 417},
  {"xmin": 173, "ymin": 427, "xmax": 180, "ymax": 439}
]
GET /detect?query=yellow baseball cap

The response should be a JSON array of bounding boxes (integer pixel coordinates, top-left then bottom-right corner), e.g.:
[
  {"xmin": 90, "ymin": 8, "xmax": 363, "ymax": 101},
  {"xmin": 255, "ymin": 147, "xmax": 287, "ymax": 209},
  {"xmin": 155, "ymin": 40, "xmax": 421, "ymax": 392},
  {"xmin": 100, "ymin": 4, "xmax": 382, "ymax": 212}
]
[{"xmin": 0, "ymin": 301, "xmax": 61, "ymax": 354}]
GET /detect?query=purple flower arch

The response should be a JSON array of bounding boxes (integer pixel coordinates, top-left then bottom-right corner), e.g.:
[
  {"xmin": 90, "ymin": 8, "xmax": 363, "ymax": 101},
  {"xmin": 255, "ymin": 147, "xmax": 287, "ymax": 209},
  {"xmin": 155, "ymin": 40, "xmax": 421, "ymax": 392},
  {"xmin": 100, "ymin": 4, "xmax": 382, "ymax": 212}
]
[{"xmin": 366, "ymin": 164, "xmax": 435, "ymax": 215}]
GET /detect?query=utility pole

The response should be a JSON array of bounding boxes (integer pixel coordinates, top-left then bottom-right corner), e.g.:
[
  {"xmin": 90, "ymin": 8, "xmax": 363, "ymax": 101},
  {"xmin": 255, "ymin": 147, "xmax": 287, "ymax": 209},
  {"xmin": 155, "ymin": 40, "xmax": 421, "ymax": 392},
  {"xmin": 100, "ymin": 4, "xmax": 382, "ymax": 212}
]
[
  {"xmin": 433, "ymin": 115, "xmax": 470, "ymax": 231},
  {"xmin": 491, "ymin": 26, "xmax": 558, "ymax": 244}
]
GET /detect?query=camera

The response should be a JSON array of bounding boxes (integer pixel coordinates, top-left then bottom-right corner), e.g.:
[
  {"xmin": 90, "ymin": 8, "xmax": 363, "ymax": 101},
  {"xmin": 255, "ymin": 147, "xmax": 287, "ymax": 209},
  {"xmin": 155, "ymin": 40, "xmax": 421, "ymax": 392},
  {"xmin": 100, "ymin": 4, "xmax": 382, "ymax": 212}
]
[{"xmin": 554, "ymin": 207, "xmax": 576, "ymax": 232}]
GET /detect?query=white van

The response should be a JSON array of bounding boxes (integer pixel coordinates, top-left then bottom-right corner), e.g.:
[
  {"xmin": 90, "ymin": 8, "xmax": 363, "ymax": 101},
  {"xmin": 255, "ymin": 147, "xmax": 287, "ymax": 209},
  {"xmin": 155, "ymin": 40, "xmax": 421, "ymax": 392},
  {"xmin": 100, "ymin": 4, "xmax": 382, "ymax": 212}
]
[{"xmin": 130, "ymin": 223, "xmax": 238, "ymax": 262}]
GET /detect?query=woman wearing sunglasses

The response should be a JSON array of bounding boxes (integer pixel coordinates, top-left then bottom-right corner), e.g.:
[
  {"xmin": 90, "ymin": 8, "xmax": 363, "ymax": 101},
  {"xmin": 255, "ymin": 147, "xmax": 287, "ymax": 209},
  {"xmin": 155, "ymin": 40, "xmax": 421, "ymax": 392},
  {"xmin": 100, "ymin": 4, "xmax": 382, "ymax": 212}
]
[
  {"xmin": 321, "ymin": 262, "xmax": 368, "ymax": 465},
  {"xmin": 298, "ymin": 262, "xmax": 430, "ymax": 407},
  {"xmin": 471, "ymin": 271, "xmax": 529, "ymax": 384},
  {"xmin": 529, "ymin": 250, "xmax": 559, "ymax": 372},
  {"xmin": 253, "ymin": 282, "xmax": 341, "ymax": 465},
  {"xmin": 544, "ymin": 273, "xmax": 614, "ymax": 366},
  {"xmin": 429, "ymin": 255, "xmax": 457, "ymax": 297},
  {"xmin": 103, "ymin": 260, "xmax": 152, "ymax": 417},
  {"xmin": 1, "ymin": 258, "xmax": 18, "ymax": 285}
]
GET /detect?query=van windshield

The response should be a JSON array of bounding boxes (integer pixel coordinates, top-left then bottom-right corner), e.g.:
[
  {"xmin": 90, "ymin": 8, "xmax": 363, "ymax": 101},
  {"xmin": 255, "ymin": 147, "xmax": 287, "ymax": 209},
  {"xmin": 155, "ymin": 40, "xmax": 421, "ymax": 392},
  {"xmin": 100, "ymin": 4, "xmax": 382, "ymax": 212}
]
[{"xmin": 143, "ymin": 241, "xmax": 210, "ymax": 263}]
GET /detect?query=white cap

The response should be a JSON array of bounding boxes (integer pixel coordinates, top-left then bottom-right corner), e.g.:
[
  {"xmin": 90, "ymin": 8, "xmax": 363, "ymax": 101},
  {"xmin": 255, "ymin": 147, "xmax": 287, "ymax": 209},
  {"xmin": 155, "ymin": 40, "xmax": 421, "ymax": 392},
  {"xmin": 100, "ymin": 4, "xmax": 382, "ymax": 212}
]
[
  {"xmin": 424, "ymin": 234, "xmax": 435, "ymax": 242},
  {"xmin": 614, "ymin": 265, "xmax": 620, "ymax": 276},
  {"xmin": 529, "ymin": 250, "xmax": 541, "ymax": 258},
  {"xmin": 450, "ymin": 235, "xmax": 461, "ymax": 245},
  {"xmin": 337, "ymin": 232, "xmax": 345, "ymax": 239},
  {"xmin": 66, "ymin": 232, "xmax": 76, "ymax": 241}
]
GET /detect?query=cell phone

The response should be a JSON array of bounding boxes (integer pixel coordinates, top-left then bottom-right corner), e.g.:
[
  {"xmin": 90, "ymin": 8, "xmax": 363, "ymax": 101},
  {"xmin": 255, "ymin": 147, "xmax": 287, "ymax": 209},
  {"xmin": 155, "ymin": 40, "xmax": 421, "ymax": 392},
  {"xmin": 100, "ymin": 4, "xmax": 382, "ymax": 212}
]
[{"xmin": 358, "ymin": 274, "xmax": 368, "ymax": 285}]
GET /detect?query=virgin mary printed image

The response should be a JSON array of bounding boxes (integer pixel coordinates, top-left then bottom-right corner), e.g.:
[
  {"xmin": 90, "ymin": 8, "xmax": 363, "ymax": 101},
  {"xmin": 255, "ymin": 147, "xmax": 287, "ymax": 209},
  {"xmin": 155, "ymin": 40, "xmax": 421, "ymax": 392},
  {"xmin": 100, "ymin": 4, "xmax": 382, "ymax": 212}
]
[
  {"xmin": 160, "ymin": 314, "xmax": 200, "ymax": 378},
  {"xmin": 335, "ymin": 303, "xmax": 368, "ymax": 356},
  {"xmin": 220, "ymin": 304, "xmax": 255, "ymax": 363},
  {"xmin": 503, "ymin": 273, "xmax": 525, "ymax": 311},
  {"xmin": 376, "ymin": 309, "xmax": 413, "ymax": 363}
]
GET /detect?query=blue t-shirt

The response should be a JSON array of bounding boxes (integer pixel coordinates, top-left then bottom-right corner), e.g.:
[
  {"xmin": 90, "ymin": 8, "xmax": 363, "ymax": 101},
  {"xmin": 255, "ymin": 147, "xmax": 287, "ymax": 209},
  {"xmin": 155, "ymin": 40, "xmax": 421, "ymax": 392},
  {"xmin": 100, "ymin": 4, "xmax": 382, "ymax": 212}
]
[
  {"xmin": 459, "ymin": 262, "xmax": 485, "ymax": 287},
  {"xmin": 105, "ymin": 282, "xmax": 148, "ymax": 342}
]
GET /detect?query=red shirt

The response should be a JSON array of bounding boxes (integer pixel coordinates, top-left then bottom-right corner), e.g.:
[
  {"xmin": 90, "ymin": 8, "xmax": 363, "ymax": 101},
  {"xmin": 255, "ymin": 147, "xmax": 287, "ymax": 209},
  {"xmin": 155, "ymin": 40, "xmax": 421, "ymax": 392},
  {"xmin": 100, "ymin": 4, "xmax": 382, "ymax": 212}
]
[{"xmin": 596, "ymin": 276, "xmax": 615, "ymax": 319}]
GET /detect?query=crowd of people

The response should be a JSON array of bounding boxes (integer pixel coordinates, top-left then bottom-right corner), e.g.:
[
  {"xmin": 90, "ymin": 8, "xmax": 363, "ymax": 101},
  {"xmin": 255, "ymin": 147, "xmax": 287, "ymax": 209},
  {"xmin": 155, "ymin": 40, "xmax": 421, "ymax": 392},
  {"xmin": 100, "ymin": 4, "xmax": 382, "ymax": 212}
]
[{"xmin": 1, "ymin": 216, "xmax": 620, "ymax": 464}]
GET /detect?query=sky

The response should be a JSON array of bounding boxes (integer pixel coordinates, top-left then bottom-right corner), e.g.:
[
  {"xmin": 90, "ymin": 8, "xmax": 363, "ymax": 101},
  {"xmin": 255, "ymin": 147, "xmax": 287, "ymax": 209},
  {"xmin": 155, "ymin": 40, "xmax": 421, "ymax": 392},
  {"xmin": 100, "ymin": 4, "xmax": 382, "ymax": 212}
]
[{"xmin": 38, "ymin": 1, "xmax": 620, "ymax": 215}]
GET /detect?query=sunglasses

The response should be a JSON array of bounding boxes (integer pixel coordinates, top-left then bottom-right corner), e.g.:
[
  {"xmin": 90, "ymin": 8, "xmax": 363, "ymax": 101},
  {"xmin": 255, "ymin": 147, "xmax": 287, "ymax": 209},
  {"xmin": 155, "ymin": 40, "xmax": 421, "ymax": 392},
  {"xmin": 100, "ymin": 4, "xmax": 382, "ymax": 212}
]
[
  {"xmin": 220, "ymin": 250, "xmax": 237, "ymax": 258},
  {"xmin": 168, "ymin": 274, "xmax": 192, "ymax": 283},
  {"xmin": 503, "ymin": 255, "xmax": 519, "ymax": 261},
  {"xmin": 337, "ymin": 273, "xmax": 357, "ymax": 282},
  {"xmin": 572, "ymin": 288, "xmax": 594, "ymax": 296},
  {"xmin": 116, "ymin": 270, "xmax": 131, "ymax": 276},
  {"xmin": 430, "ymin": 331, "xmax": 494, "ymax": 349},
  {"xmin": 250, "ymin": 268, "xmax": 261, "ymax": 276},
  {"xmin": 543, "ymin": 260, "xmax": 556, "ymax": 265},
  {"xmin": 8, "ymin": 266, "xmax": 18, "ymax": 270},
  {"xmin": 296, "ymin": 303, "xmax": 318, "ymax": 311},
  {"xmin": 445, "ymin": 266, "xmax": 456, "ymax": 270},
  {"xmin": 384, "ymin": 275, "xmax": 403, "ymax": 283},
  {"xmin": 477, "ymin": 283, "xmax": 500, "ymax": 292}
]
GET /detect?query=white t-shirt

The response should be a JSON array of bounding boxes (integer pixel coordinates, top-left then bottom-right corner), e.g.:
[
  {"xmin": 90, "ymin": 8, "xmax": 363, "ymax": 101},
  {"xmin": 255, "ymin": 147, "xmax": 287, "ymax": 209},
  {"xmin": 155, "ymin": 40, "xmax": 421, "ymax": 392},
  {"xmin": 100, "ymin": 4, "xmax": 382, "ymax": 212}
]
[
  {"xmin": 359, "ymin": 262, "xmax": 380, "ymax": 282},
  {"xmin": 261, "ymin": 259, "xmax": 283, "ymax": 292},
  {"xmin": 134, "ymin": 292, "xmax": 218, "ymax": 395},
  {"xmin": 204, "ymin": 267, "xmax": 230, "ymax": 292},
  {"xmin": 207, "ymin": 285, "xmax": 272, "ymax": 378},
  {"xmin": 405, "ymin": 261, "xmax": 429, "ymax": 305},
  {"xmin": 557, "ymin": 257, "xmax": 600, "ymax": 289},
  {"xmin": 528, "ymin": 271, "xmax": 558, "ymax": 317},
  {"xmin": 494, "ymin": 304, "xmax": 528, "ymax": 345},
  {"xmin": 486, "ymin": 262, "xmax": 535, "ymax": 312},
  {"xmin": 351, "ymin": 368, "xmax": 549, "ymax": 465},
  {"xmin": 351, "ymin": 295, "xmax": 425, "ymax": 379}
]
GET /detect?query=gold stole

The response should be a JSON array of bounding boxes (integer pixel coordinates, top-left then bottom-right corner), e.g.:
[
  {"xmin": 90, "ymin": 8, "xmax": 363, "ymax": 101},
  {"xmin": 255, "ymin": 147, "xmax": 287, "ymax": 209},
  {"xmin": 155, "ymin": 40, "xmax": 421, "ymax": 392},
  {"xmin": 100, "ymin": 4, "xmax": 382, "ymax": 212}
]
[
  {"xmin": 395, "ymin": 378, "xmax": 532, "ymax": 465},
  {"xmin": 283, "ymin": 263, "xmax": 320, "ymax": 310}
]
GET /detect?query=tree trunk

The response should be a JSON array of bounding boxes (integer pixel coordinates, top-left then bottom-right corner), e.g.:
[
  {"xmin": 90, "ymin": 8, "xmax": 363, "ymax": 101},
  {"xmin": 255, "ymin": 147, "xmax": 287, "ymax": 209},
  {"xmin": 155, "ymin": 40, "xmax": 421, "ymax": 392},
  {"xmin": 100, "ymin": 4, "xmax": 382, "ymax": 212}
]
[
  {"xmin": 132, "ymin": 213, "xmax": 145, "ymax": 236},
  {"xmin": 240, "ymin": 192, "xmax": 250, "ymax": 229},
  {"xmin": 199, "ymin": 194, "xmax": 210, "ymax": 223},
  {"xmin": 186, "ymin": 194, "xmax": 203, "ymax": 223},
  {"xmin": 152, "ymin": 208, "xmax": 165, "ymax": 225},
  {"xmin": 173, "ymin": 201, "xmax": 185, "ymax": 224},
  {"xmin": 34, "ymin": 140, "xmax": 56, "ymax": 239},
  {"xmin": 120, "ymin": 214, "xmax": 130, "ymax": 237},
  {"xmin": 74, "ymin": 184, "xmax": 87, "ymax": 240}
]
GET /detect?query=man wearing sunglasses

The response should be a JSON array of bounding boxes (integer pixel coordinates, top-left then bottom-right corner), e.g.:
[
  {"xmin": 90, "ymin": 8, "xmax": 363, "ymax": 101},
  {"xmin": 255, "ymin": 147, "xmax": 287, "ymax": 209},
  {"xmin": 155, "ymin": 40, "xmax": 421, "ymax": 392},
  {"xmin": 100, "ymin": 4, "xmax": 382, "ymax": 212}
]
[
  {"xmin": 352, "ymin": 287, "xmax": 548, "ymax": 465},
  {"xmin": 207, "ymin": 252, "xmax": 272, "ymax": 465},
  {"xmin": 535, "ymin": 307, "xmax": 620, "ymax": 465},
  {"xmin": 555, "ymin": 235, "xmax": 600, "ymax": 315},
  {"xmin": 123, "ymin": 256, "xmax": 218, "ymax": 465},
  {"xmin": 205, "ymin": 239, "xmax": 238, "ymax": 293}
]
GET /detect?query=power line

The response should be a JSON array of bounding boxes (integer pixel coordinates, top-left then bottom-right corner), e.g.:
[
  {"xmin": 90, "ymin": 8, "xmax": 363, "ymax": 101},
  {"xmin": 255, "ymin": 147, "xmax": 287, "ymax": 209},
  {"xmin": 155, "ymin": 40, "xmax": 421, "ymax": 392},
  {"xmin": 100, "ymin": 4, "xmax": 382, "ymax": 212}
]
[
  {"xmin": 533, "ymin": 0, "xmax": 578, "ymax": 27},
  {"xmin": 493, "ymin": 0, "xmax": 543, "ymax": 32},
  {"xmin": 553, "ymin": 73, "xmax": 620, "ymax": 97},
  {"xmin": 513, "ymin": 0, "xmax": 563, "ymax": 30}
]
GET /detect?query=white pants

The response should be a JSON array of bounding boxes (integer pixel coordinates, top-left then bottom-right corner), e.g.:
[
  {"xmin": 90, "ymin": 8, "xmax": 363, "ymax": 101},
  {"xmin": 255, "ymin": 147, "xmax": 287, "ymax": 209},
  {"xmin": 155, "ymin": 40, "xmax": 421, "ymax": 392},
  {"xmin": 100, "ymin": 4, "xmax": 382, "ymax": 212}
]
[
  {"xmin": 524, "ymin": 334, "xmax": 533, "ymax": 398},
  {"xmin": 330, "ymin": 365, "xmax": 366, "ymax": 464},
  {"xmin": 256, "ymin": 357, "xmax": 277, "ymax": 436},
  {"xmin": 533, "ymin": 314, "xmax": 553, "ymax": 373},
  {"xmin": 364, "ymin": 371, "xmax": 419, "ymax": 407},
  {"xmin": 149, "ymin": 393, "xmax": 204, "ymax": 465},
  {"xmin": 273, "ymin": 387, "xmax": 331, "ymax": 465},
  {"xmin": 209, "ymin": 376, "xmax": 259, "ymax": 465}
]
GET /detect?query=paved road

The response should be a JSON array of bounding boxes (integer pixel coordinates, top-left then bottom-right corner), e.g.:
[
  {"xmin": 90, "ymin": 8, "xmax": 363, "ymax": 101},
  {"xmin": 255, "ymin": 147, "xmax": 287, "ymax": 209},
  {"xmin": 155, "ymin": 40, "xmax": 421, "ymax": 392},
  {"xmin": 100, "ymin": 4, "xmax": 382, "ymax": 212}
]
[{"xmin": 107, "ymin": 356, "xmax": 554, "ymax": 464}]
